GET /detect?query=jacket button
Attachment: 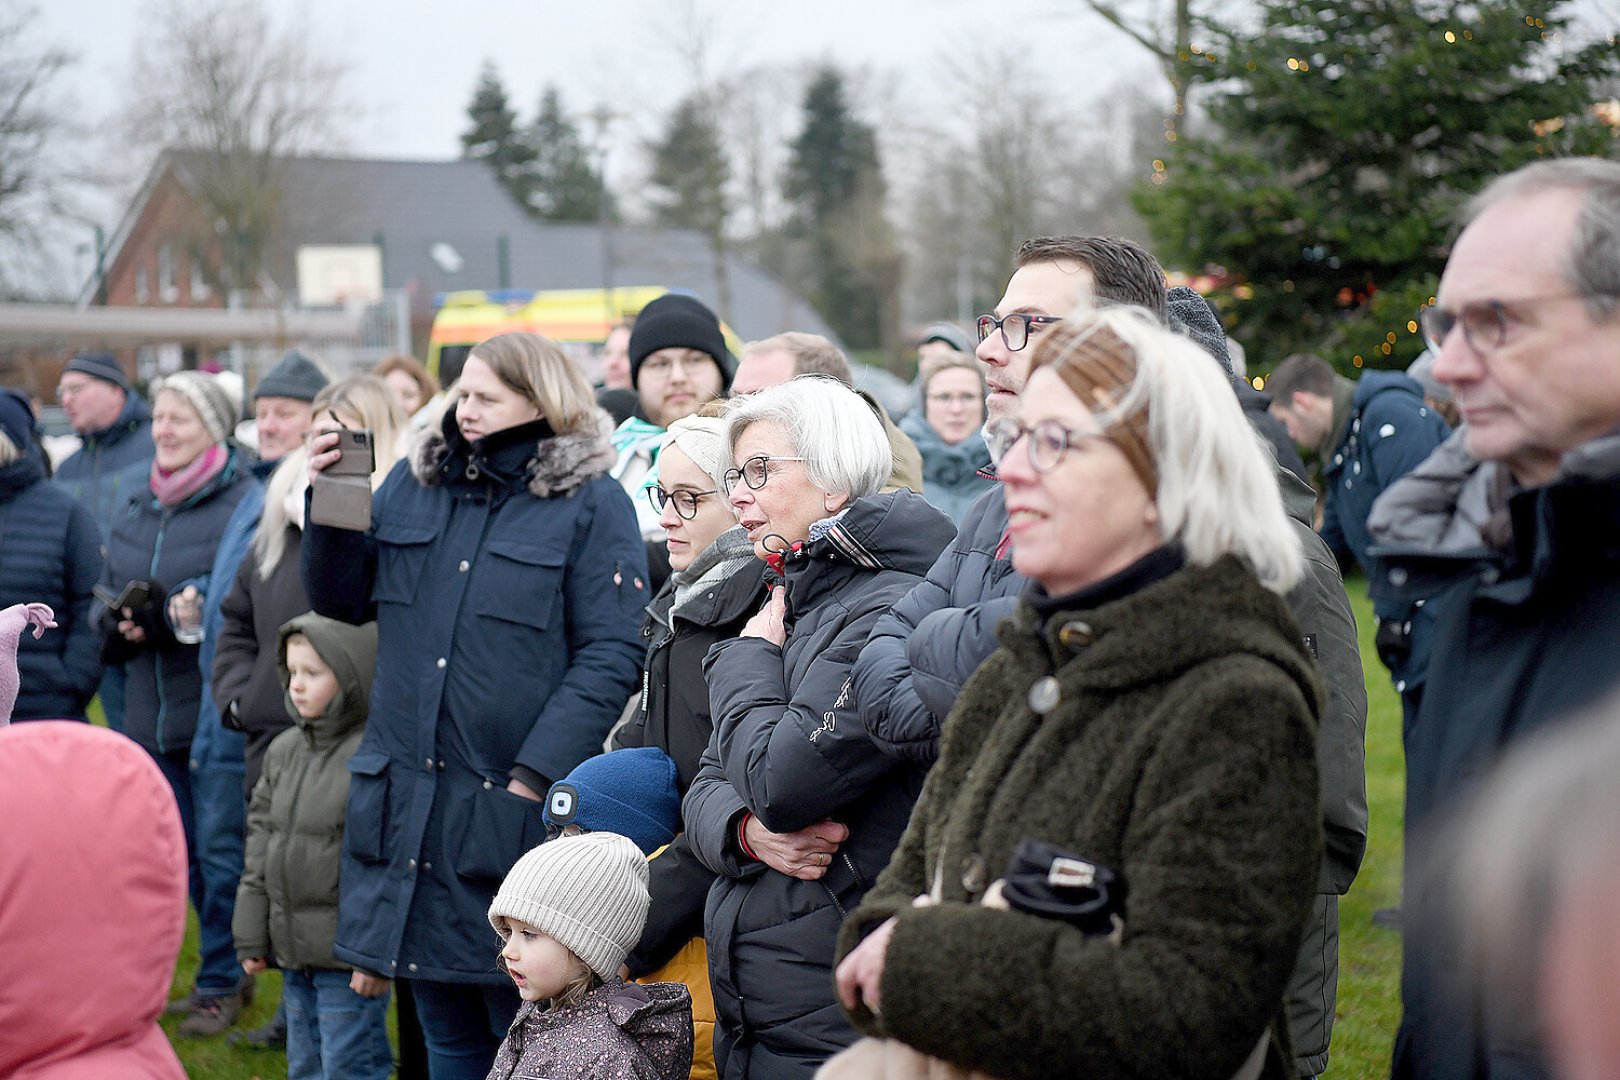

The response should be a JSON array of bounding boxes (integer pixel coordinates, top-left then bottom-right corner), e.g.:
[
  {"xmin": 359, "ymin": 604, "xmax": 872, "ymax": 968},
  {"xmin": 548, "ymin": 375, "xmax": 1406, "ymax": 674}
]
[
  {"xmin": 390, "ymin": 960, "xmax": 397, "ymax": 970},
  {"xmin": 1027, "ymin": 676, "xmax": 1061, "ymax": 715},
  {"xmin": 436, "ymin": 657, "xmax": 446, "ymax": 669},
  {"xmin": 424, "ymin": 758, "xmax": 434, "ymax": 770},
  {"xmin": 422, "ymin": 861, "xmax": 432, "ymax": 872},
  {"xmin": 407, "ymin": 858, "xmax": 417, "ymax": 870},
  {"xmin": 1388, "ymin": 568, "xmax": 1409, "ymax": 587},
  {"xmin": 483, "ymin": 780, "xmax": 493, "ymax": 790},
  {"xmin": 961, "ymin": 853, "xmax": 987, "ymax": 894},
  {"xmin": 408, "ymin": 962, "xmax": 418, "ymax": 973},
  {"xmin": 1057, "ymin": 621, "xmax": 1094, "ymax": 649},
  {"xmin": 437, "ymin": 759, "xmax": 446, "ymax": 770},
  {"xmin": 459, "ymin": 560, "xmax": 470, "ymax": 572}
]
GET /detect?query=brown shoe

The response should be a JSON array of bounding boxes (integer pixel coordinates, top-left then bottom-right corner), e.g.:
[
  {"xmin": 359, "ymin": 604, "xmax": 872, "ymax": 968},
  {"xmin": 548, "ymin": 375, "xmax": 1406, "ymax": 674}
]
[{"xmin": 175, "ymin": 990, "xmax": 245, "ymax": 1037}]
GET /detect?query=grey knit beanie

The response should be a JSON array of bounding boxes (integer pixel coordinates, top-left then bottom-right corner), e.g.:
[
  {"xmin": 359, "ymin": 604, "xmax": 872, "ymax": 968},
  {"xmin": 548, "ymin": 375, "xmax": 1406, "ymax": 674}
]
[
  {"xmin": 254, "ymin": 349, "xmax": 330, "ymax": 403},
  {"xmin": 156, "ymin": 371, "xmax": 236, "ymax": 445},
  {"xmin": 487, "ymin": 832, "xmax": 649, "ymax": 979}
]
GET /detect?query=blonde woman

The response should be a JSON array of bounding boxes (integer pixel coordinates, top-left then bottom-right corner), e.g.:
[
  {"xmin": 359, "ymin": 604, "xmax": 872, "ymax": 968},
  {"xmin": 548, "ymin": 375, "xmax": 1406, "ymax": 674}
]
[
  {"xmin": 303, "ymin": 332, "xmax": 649, "ymax": 1074},
  {"xmin": 213, "ymin": 374, "xmax": 405, "ymax": 793}
]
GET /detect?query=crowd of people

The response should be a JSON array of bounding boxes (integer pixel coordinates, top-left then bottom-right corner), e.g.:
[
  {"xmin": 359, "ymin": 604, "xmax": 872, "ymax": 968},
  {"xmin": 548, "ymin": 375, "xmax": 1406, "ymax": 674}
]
[{"xmin": 1, "ymin": 153, "xmax": 1618, "ymax": 1080}]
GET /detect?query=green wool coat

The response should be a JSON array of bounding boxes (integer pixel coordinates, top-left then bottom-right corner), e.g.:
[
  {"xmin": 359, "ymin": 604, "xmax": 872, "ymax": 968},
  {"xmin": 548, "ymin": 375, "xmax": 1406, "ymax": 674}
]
[{"xmin": 837, "ymin": 556, "xmax": 1324, "ymax": 1080}]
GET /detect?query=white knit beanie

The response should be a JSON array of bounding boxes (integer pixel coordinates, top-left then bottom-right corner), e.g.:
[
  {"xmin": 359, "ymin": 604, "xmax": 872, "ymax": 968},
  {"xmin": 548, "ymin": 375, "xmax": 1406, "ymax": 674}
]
[
  {"xmin": 487, "ymin": 832, "xmax": 650, "ymax": 979},
  {"xmin": 661, "ymin": 413, "xmax": 730, "ymax": 489},
  {"xmin": 157, "ymin": 371, "xmax": 237, "ymax": 446}
]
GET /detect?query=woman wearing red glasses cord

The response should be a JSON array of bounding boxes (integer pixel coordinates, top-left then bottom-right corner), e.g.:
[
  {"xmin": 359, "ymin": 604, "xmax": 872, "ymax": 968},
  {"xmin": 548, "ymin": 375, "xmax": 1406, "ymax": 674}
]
[{"xmin": 682, "ymin": 375, "xmax": 955, "ymax": 1079}]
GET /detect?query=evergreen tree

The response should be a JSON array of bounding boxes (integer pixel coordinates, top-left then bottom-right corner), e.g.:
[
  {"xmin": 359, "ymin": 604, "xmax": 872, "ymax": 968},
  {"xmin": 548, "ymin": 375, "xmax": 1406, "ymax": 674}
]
[
  {"xmin": 528, "ymin": 85, "xmax": 607, "ymax": 222},
  {"xmin": 646, "ymin": 93, "xmax": 732, "ymax": 318},
  {"xmin": 1136, "ymin": 0, "xmax": 1620, "ymax": 375},
  {"xmin": 460, "ymin": 61, "xmax": 538, "ymax": 212},
  {"xmin": 783, "ymin": 66, "xmax": 899, "ymax": 355}
]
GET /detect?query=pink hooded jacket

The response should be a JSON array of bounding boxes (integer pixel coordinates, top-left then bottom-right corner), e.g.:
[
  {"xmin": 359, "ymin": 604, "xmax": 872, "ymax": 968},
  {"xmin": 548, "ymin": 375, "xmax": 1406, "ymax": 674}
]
[{"xmin": 0, "ymin": 721, "xmax": 188, "ymax": 1079}]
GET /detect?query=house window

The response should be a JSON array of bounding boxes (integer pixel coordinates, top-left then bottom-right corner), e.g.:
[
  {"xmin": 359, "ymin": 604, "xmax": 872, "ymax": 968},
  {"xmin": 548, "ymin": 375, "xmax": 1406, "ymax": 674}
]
[
  {"xmin": 190, "ymin": 257, "xmax": 210, "ymax": 301},
  {"xmin": 158, "ymin": 243, "xmax": 178, "ymax": 303},
  {"xmin": 135, "ymin": 265, "xmax": 150, "ymax": 305}
]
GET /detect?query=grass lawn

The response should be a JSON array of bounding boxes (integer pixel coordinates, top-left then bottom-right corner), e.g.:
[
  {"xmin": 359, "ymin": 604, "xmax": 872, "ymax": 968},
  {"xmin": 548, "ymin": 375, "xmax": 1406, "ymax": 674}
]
[{"xmin": 152, "ymin": 575, "xmax": 1405, "ymax": 1079}]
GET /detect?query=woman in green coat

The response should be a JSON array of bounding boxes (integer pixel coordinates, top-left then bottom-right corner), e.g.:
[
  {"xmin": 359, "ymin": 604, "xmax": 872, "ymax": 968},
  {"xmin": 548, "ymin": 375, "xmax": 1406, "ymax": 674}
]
[{"xmin": 831, "ymin": 308, "xmax": 1325, "ymax": 1080}]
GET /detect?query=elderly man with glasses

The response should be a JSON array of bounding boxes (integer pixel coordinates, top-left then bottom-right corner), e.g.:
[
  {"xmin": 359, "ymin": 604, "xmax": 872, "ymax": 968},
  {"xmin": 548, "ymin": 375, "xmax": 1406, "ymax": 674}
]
[{"xmin": 1364, "ymin": 157, "xmax": 1620, "ymax": 1080}]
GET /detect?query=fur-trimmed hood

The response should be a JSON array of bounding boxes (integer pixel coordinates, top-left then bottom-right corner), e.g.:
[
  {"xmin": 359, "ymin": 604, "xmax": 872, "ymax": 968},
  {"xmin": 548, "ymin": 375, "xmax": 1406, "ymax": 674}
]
[{"xmin": 409, "ymin": 408, "xmax": 617, "ymax": 499}]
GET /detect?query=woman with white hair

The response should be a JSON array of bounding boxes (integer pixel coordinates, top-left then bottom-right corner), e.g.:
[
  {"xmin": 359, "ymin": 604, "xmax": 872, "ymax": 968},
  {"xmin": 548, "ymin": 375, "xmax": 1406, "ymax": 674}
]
[
  {"xmin": 828, "ymin": 308, "xmax": 1324, "ymax": 1080},
  {"xmin": 682, "ymin": 375, "xmax": 956, "ymax": 1079}
]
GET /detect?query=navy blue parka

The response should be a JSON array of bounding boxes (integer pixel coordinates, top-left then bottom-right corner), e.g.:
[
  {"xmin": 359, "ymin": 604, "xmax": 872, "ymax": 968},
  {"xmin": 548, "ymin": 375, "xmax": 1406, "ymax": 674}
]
[{"xmin": 303, "ymin": 410, "xmax": 648, "ymax": 983}]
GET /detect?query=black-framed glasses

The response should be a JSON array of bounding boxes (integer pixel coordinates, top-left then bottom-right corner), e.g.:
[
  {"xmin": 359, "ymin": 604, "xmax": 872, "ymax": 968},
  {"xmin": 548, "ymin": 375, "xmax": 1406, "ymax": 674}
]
[
  {"xmin": 985, "ymin": 417, "xmax": 1108, "ymax": 473},
  {"xmin": 722, "ymin": 455, "xmax": 807, "ymax": 495},
  {"xmin": 1418, "ymin": 291, "xmax": 1613, "ymax": 354},
  {"xmin": 976, "ymin": 312, "xmax": 1063, "ymax": 352},
  {"xmin": 650, "ymin": 485, "xmax": 718, "ymax": 520}
]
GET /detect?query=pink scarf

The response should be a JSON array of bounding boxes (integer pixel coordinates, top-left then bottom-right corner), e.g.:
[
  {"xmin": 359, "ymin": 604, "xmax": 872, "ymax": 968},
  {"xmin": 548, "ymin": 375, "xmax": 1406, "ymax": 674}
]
[{"xmin": 149, "ymin": 444, "xmax": 227, "ymax": 508}]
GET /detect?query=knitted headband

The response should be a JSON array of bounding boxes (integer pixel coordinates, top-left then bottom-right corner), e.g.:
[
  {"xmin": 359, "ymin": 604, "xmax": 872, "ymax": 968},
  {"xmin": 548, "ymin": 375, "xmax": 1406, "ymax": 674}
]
[
  {"xmin": 156, "ymin": 371, "xmax": 236, "ymax": 446},
  {"xmin": 1029, "ymin": 322, "xmax": 1158, "ymax": 498},
  {"xmin": 661, "ymin": 414, "xmax": 730, "ymax": 489}
]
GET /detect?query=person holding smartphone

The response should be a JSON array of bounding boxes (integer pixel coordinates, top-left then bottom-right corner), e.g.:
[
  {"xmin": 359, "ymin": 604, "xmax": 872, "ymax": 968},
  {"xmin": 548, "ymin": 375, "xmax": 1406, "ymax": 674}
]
[
  {"xmin": 302, "ymin": 332, "xmax": 648, "ymax": 1078},
  {"xmin": 98, "ymin": 370, "xmax": 255, "ymax": 1034}
]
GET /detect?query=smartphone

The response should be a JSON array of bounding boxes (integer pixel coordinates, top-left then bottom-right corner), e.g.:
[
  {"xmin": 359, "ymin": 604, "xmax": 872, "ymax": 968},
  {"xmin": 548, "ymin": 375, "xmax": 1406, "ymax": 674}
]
[
  {"xmin": 93, "ymin": 580, "xmax": 154, "ymax": 613},
  {"xmin": 310, "ymin": 428, "xmax": 376, "ymax": 531}
]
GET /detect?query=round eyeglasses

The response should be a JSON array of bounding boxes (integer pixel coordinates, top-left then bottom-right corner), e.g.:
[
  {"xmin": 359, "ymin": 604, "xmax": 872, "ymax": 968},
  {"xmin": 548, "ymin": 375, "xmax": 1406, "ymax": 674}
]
[
  {"xmin": 650, "ymin": 485, "xmax": 718, "ymax": 520},
  {"xmin": 722, "ymin": 455, "xmax": 807, "ymax": 495},
  {"xmin": 985, "ymin": 417, "xmax": 1108, "ymax": 472},
  {"xmin": 976, "ymin": 312, "xmax": 1063, "ymax": 352},
  {"xmin": 1418, "ymin": 291, "xmax": 1615, "ymax": 355}
]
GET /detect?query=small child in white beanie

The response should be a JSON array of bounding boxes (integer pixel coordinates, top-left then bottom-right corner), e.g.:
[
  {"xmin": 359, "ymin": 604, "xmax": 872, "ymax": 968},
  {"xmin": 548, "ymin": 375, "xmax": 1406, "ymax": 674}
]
[{"xmin": 485, "ymin": 832, "xmax": 693, "ymax": 1080}]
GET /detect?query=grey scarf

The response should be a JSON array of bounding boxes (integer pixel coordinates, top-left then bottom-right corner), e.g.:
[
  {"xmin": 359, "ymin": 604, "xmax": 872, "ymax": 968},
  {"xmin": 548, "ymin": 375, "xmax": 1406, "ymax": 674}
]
[{"xmin": 671, "ymin": 525, "xmax": 759, "ymax": 620}]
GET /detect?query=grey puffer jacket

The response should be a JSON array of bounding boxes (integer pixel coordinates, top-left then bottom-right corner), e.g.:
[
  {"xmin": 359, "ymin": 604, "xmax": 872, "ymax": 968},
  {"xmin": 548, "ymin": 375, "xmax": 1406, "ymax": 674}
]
[
  {"xmin": 233, "ymin": 613, "xmax": 378, "ymax": 971},
  {"xmin": 487, "ymin": 979, "xmax": 694, "ymax": 1080}
]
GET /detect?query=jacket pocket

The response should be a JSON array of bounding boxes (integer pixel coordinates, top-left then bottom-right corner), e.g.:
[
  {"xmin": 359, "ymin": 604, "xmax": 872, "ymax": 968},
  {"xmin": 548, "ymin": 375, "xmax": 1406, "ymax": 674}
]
[
  {"xmin": 373, "ymin": 521, "xmax": 436, "ymax": 606},
  {"xmin": 446, "ymin": 778, "xmax": 549, "ymax": 883},
  {"xmin": 344, "ymin": 751, "xmax": 391, "ymax": 863},
  {"xmin": 472, "ymin": 538, "xmax": 565, "ymax": 631}
]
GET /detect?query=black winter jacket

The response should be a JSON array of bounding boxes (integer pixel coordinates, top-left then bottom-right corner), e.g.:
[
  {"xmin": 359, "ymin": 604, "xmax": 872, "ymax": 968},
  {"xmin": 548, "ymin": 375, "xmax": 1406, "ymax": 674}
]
[
  {"xmin": 1369, "ymin": 431, "xmax": 1620, "ymax": 1080},
  {"xmin": 99, "ymin": 453, "xmax": 254, "ymax": 755},
  {"xmin": 213, "ymin": 524, "xmax": 310, "ymax": 792},
  {"xmin": 614, "ymin": 526, "xmax": 768, "ymax": 977},
  {"xmin": 0, "ymin": 452, "xmax": 103, "ymax": 720},
  {"xmin": 683, "ymin": 489, "xmax": 955, "ymax": 1080}
]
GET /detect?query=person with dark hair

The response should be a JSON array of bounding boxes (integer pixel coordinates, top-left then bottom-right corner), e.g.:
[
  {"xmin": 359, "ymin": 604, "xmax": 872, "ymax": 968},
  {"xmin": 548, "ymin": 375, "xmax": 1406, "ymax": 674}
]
[
  {"xmin": 1268, "ymin": 351, "xmax": 1449, "ymax": 727},
  {"xmin": 854, "ymin": 234, "xmax": 1369, "ymax": 1080},
  {"xmin": 304, "ymin": 331, "xmax": 648, "ymax": 1078},
  {"xmin": 0, "ymin": 388, "xmax": 102, "ymax": 722}
]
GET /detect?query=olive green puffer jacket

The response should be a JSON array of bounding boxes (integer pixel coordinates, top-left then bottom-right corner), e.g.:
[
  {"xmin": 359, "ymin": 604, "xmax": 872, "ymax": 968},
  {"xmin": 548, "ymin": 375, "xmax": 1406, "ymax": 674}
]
[{"xmin": 233, "ymin": 613, "xmax": 377, "ymax": 971}]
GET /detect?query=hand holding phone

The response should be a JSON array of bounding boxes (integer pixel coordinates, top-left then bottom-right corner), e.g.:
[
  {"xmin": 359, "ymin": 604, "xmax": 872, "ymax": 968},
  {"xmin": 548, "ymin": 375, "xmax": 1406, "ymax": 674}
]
[{"xmin": 309, "ymin": 427, "xmax": 376, "ymax": 531}]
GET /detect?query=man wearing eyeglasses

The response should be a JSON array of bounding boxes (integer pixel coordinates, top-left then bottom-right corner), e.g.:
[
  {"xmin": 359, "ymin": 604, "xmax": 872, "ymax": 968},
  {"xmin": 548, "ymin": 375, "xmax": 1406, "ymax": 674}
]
[
  {"xmin": 854, "ymin": 234, "xmax": 1369, "ymax": 1080},
  {"xmin": 1368, "ymin": 158, "xmax": 1620, "ymax": 1080},
  {"xmin": 1266, "ymin": 351, "xmax": 1450, "ymax": 732}
]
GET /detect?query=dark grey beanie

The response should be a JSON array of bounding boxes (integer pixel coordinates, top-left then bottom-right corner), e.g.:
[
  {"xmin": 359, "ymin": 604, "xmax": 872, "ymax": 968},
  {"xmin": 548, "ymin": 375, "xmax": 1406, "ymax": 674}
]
[
  {"xmin": 62, "ymin": 352, "xmax": 132, "ymax": 394},
  {"xmin": 254, "ymin": 350, "xmax": 330, "ymax": 403}
]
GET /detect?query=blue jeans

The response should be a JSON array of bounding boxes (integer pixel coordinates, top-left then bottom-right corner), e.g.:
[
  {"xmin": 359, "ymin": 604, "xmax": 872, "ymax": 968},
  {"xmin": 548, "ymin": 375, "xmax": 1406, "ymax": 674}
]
[
  {"xmin": 188, "ymin": 715, "xmax": 249, "ymax": 998},
  {"xmin": 408, "ymin": 979, "xmax": 519, "ymax": 1080},
  {"xmin": 282, "ymin": 969, "xmax": 393, "ymax": 1080}
]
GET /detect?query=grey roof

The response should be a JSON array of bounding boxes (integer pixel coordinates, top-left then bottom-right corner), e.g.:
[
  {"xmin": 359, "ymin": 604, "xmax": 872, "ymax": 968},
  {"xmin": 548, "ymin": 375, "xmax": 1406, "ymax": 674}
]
[{"xmin": 163, "ymin": 153, "xmax": 837, "ymax": 344}]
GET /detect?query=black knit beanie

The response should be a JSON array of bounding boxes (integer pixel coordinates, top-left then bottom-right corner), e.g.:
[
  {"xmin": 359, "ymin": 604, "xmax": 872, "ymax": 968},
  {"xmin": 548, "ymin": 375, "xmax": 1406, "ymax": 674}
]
[{"xmin": 628, "ymin": 294, "xmax": 734, "ymax": 389}]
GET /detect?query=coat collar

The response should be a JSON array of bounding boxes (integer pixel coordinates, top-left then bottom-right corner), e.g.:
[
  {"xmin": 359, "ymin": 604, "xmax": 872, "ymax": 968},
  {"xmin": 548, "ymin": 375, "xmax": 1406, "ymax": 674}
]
[{"xmin": 409, "ymin": 408, "xmax": 616, "ymax": 499}]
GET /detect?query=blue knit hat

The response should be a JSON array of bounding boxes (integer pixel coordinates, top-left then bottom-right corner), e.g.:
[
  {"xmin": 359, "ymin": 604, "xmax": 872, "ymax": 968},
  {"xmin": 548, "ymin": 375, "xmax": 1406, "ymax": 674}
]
[
  {"xmin": 0, "ymin": 388, "xmax": 34, "ymax": 451},
  {"xmin": 545, "ymin": 747, "xmax": 681, "ymax": 856}
]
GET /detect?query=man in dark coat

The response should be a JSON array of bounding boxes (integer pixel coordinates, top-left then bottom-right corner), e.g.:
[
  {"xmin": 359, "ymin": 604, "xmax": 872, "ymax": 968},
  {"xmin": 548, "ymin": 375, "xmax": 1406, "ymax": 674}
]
[
  {"xmin": 54, "ymin": 351, "xmax": 155, "ymax": 735},
  {"xmin": 1369, "ymin": 157, "xmax": 1620, "ymax": 1080},
  {"xmin": 1268, "ymin": 352, "xmax": 1451, "ymax": 722},
  {"xmin": 853, "ymin": 234, "xmax": 1368, "ymax": 1079}
]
